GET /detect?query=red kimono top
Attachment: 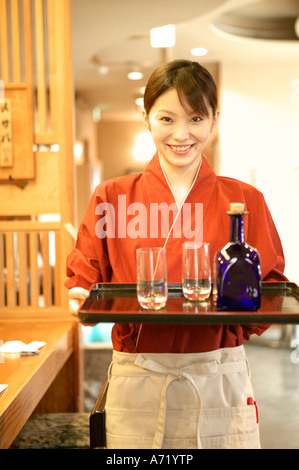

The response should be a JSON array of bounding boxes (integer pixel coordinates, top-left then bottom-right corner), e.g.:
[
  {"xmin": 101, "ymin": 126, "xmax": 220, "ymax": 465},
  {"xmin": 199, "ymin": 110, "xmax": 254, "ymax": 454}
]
[{"xmin": 65, "ymin": 153, "xmax": 287, "ymax": 353}]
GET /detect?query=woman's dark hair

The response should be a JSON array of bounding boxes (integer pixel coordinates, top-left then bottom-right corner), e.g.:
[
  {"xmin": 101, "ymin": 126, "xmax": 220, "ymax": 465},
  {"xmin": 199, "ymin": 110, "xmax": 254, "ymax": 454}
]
[{"xmin": 144, "ymin": 59, "xmax": 217, "ymax": 117}]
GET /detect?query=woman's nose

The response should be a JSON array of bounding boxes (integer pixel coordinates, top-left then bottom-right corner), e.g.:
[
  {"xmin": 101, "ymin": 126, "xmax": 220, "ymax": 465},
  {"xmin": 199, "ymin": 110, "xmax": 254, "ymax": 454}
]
[{"xmin": 172, "ymin": 122, "xmax": 190, "ymax": 141}]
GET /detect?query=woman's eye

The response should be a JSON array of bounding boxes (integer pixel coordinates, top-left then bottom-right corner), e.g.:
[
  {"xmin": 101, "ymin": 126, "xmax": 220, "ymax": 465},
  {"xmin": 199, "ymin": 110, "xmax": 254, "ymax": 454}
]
[
  {"xmin": 191, "ymin": 116, "xmax": 202, "ymax": 122},
  {"xmin": 161, "ymin": 117, "xmax": 172, "ymax": 122}
]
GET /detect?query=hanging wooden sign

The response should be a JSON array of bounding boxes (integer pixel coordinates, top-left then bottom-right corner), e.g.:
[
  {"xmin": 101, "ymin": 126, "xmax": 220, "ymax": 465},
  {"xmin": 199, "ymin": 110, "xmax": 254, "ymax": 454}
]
[
  {"xmin": 0, "ymin": 84, "xmax": 35, "ymax": 183},
  {"xmin": 0, "ymin": 99, "xmax": 13, "ymax": 168}
]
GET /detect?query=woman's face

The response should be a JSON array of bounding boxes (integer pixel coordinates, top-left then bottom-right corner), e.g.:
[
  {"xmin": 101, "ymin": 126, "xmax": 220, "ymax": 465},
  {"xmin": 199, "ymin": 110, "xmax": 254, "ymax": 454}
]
[{"xmin": 144, "ymin": 87, "xmax": 218, "ymax": 172}]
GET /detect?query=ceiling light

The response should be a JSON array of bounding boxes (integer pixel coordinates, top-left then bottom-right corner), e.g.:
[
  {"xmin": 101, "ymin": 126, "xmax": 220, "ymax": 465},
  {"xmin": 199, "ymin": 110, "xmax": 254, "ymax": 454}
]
[
  {"xmin": 150, "ymin": 24, "xmax": 175, "ymax": 48},
  {"xmin": 191, "ymin": 47, "xmax": 208, "ymax": 57},
  {"xmin": 295, "ymin": 17, "xmax": 299, "ymax": 38},
  {"xmin": 97, "ymin": 65, "xmax": 109, "ymax": 75},
  {"xmin": 135, "ymin": 97, "xmax": 144, "ymax": 107},
  {"xmin": 127, "ymin": 64, "xmax": 143, "ymax": 80},
  {"xmin": 128, "ymin": 71, "xmax": 143, "ymax": 80}
]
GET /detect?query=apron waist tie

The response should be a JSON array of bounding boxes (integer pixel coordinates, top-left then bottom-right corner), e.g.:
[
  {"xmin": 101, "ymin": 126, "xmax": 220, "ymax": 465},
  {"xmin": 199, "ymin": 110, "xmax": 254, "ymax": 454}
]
[{"xmin": 134, "ymin": 356, "xmax": 204, "ymax": 449}]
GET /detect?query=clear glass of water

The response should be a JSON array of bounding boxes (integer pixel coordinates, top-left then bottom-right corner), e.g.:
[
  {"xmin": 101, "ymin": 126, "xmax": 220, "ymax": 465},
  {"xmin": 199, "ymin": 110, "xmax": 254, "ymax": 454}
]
[
  {"xmin": 182, "ymin": 242, "xmax": 211, "ymax": 301},
  {"xmin": 136, "ymin": 247, "xmax": 168, "ymax": 310}
]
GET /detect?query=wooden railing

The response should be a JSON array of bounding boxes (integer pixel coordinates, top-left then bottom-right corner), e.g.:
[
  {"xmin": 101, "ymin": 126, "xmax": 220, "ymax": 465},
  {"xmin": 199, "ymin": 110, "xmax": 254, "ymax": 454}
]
[{"xmin": 0, "ymin": 220, "xmax": 62, "ymax": 309}]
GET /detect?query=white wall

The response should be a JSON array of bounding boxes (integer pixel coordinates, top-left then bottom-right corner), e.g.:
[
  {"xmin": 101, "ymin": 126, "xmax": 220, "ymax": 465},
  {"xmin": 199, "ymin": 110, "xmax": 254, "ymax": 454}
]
[
  {"xmin": 75, "ymin": 105, "xmax": 102, "ymax": 228},
  {"xmin": 219, "ymin": 62, "xmax": 299, "ymax": 284}
]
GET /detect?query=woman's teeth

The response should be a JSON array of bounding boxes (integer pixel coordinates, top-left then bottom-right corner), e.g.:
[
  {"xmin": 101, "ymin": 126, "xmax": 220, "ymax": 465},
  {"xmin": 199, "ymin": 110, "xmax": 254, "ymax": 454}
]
[{"xmin": 169, "ymin": 145, "xmax": 193, "ymax": 151}]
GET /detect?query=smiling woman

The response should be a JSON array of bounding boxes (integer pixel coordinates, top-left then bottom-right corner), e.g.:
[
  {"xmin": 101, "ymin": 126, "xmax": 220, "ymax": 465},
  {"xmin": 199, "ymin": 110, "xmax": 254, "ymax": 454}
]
[
  {"xmin": 66, "ymin": 59, "xmax": 287, "ymax": 450},
  {"xmin": 143, "ymin": 87, "xmax": 218, "ymax": 203},
  {"xmin": 143, "ymin": 88, "xmax": 217, "ymax": 206},
  {"xmin": 142, "ymin": 60, "xmax": 219, "ymax": 205}
]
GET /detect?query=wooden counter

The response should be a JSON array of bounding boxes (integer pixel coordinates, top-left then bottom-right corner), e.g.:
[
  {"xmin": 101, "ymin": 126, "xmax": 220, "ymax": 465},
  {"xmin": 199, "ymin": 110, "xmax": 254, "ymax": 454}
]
[{"xmin": 0, "ymin": 319, "xmax": 83, "ymax": 449}]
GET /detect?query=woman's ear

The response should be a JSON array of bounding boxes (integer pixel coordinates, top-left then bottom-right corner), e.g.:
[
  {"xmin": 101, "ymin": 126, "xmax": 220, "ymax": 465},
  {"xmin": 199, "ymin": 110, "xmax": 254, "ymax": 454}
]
[
  {"xmin": 142, "ymin": 110, "xmax": 150, "ymax": 131},
  {"xmin": 211, "ymin": 109, "xmax": 220, "ymax": 132}
]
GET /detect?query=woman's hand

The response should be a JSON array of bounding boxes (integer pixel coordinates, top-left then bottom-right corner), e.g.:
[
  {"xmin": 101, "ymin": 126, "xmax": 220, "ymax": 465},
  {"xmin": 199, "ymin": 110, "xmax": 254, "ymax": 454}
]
[{"xmin": 69, "ymin": 287, "xmax": 89, "ymax": 314}]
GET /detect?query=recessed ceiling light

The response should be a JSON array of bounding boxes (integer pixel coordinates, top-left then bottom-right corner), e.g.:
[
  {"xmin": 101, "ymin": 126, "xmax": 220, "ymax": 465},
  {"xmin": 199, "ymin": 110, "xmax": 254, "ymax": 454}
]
[
  {"xmin": 191, "ymin": 47, "xmax": 208, "ymax": 57},
  {"xmin": 150, "ymin": 25, "xmax": 175, "ymax": 48},
  {"xmin": 97, "ymin": 65, "xmax": 109, "ymax": 75},
  {"xmin": 128, "ymin": 71, "xmax": 143, "ymax": 80}
]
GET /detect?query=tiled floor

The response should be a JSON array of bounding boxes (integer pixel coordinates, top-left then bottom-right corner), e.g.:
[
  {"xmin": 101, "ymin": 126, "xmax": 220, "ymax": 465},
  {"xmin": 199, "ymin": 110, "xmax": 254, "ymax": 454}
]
[
  {"xmin": 245, "ymin": 342, "xmax": 299, "ymax": 449},
  {"xmin": 84, "ymin": 329, "xmax": 299, "ymax": 450}
]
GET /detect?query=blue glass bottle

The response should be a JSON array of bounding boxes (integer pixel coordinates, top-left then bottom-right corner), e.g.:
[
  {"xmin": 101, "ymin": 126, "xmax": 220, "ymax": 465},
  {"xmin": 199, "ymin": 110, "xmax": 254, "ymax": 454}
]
[{"xmin": 215, "ymin": 203, "xmax": 261, "ymax": 311}]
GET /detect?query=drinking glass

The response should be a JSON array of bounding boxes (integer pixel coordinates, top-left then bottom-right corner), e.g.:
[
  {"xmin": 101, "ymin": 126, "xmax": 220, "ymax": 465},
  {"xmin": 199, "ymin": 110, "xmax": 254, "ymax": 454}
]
[
  {"xmin": 182, "ymin": 242, "xmax": 211, "ymax": 301},
  {"xmin": 136, "ymin": 247, "xmax": 167, "ymax": 310}
]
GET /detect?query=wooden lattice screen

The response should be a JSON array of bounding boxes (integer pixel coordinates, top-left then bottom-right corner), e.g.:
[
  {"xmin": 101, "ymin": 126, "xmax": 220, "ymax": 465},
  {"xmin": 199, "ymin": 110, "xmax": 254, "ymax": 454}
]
[{"xmin": 0, "ymin": 0, "xmax": 75, "ymax": 313}]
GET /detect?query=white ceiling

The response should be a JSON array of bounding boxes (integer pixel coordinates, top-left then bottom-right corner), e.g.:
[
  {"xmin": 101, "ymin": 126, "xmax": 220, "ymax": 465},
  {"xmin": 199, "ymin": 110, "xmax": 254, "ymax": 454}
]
[{"xmin": 71, "ymin": 0, "xmax": 299, "ymax": 120}]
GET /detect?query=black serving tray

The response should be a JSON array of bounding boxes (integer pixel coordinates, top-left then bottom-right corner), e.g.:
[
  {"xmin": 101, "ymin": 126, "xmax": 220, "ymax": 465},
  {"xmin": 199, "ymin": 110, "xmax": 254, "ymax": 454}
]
[{"xmin": 78, "ymin": 282, "xmax": 299, "ymax": 326}]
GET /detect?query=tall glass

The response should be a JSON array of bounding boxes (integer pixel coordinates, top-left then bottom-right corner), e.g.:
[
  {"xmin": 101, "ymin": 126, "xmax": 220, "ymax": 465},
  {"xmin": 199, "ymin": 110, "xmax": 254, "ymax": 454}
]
[
  {"xmin": 136, "ymin": 247, "xmax": 168, "ymax": 310},
  {"xmin": 182, "ymin": 242, "xmax": 211, "ymax": 301}
]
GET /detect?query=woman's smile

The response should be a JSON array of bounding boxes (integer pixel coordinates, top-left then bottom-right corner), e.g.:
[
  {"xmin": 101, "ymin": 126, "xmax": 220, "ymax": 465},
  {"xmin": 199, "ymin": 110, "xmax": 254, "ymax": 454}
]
[
  {"xmin": 168, "ymin": 143, "xmax": 195, "ymax": 155},
  {"xmin": 143, "ymin": 88, "xmax": 217, "ymax": 173}
]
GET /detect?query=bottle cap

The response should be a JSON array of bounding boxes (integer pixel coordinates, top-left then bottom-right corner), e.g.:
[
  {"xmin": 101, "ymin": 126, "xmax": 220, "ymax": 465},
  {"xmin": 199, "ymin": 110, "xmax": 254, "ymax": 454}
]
[{"xmin": 230, "ymin": 203, "xmax": 245, "ymax": 214}]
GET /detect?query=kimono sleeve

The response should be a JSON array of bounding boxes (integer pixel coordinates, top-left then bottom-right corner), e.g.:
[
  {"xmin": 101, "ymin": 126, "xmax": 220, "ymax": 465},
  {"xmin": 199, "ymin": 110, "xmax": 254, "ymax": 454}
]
[{"xmin": 65, "ymin": 190, "xmax": 112, "ymax": 290}]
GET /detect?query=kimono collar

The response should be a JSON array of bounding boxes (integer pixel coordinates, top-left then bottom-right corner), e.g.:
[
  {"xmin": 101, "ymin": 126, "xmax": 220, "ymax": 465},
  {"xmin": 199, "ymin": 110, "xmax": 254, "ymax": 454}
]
[{"xmin": 144, "ymin": 151, "xmax": 217, "ymax": 199}]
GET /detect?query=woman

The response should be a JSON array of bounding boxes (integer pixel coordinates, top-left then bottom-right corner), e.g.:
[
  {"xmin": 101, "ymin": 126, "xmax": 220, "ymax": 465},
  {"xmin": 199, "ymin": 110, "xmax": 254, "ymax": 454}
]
[{"xmin": 66, "ymin": 60, "xmax": 287, "ymax": 449}]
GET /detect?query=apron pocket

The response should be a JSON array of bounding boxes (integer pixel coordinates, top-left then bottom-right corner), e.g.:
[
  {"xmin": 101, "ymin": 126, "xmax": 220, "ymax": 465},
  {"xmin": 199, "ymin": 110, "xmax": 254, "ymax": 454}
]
[
  {"xmin": 200, "ymin": 405, "xmax": 260, "ymax": 449},
  {"xmin": 106, "ymin": 433, "xmax": 199, "ymax": 450},
  {"xmin": 105, "ymin": 407, "xmax": 158, "ymax": 438},
  {"xmin": 106, "ymin": 433, "xmax": 154, "ymax": 449},
  {"xmin": 105, "ymin": 407, "xmax": 200, "ymax": 449},
  {"xmin": 105, "ymin": 407, "xmax": 160, "ymax": 449}
]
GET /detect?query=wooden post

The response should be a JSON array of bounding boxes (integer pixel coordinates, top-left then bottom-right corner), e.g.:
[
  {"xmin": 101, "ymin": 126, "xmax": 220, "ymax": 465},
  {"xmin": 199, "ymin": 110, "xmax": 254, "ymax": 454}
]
[{"xmin": 47, "ymin": 0, "xmax": 75, "ymax": 309}]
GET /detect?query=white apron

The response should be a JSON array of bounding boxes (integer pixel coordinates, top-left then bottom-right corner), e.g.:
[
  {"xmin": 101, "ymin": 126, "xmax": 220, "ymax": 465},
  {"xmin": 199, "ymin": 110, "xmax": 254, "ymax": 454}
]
[{"xmin": 105, "ymin": 345, "xmax": 260, "ymax": 449}]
